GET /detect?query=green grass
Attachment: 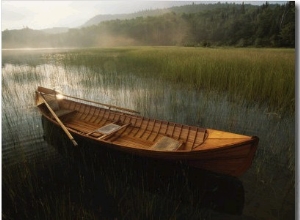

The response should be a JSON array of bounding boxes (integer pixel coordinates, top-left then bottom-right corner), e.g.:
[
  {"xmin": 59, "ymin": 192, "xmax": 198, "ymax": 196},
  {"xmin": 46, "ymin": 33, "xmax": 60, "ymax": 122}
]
[{"xmin": 55, "ymin": 47, "xmax": 295, "ymax": 115}]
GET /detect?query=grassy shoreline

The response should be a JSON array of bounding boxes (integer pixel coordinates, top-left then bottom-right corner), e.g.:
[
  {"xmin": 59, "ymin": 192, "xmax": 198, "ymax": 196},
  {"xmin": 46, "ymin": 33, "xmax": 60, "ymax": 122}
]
[{"xmin": 57, "ymin": 46, "xmax": 295, "ymax": 115}]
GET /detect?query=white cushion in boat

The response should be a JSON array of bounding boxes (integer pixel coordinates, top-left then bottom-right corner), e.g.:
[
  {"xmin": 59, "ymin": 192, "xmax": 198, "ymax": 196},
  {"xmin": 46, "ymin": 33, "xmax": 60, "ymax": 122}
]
[
  {"xmin": 95, "ymin": 123, "xmax": 121, "ymax": 135},
  {"xmin": 150, "ymin": 136, "xmax": 181, "ymax": 151}
]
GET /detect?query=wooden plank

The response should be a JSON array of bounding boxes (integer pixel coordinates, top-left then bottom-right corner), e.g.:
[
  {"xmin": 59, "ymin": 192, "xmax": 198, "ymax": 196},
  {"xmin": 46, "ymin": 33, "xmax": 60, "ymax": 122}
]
[{"xmin": 99, "ymin": 123, "xmax": 131, "ymax": 140}]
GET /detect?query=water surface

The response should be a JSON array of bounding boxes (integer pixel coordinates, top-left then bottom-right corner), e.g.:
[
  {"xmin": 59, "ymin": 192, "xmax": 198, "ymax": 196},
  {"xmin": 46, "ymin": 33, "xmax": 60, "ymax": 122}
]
[{"xmin": 2, "ymin": 48, "xmax": 294, "ymax": 219}]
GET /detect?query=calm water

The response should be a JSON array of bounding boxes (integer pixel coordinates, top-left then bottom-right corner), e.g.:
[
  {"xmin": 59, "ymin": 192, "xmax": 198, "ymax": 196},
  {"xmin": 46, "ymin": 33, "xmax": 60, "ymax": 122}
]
[{"xmin": 2, "ymin": 48, "xmax": 295, "ymax": 219}]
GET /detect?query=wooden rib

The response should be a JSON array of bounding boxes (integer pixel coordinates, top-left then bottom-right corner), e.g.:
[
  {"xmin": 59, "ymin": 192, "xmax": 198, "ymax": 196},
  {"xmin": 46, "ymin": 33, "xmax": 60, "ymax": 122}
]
[
  {"xmin": 110, "ymin": 111, "xmax": 118, "ymax": 123},
  {"xmin": 76, "ymin": 104, "xmax": 84, "ymax": 119},
  {"xmin": 152, "ymin": 121, "xmax": 162, "ymax": 142},
  {"xmin": 102, "ymin": 109, "xmax": 111, "ymax": 124},
  {"xmin": 90, "ymin": 108, "xmax": 101, "ymax": 123},
  {"xmin": 163, "ymin": 122, "xmax": 169, "ymax": 135},
  {"xmin": 66, "ymin": 101, "xmax": 76, "ymax": 113},
  {"xmin": 125, "ymin": 117, "xmax": 138, "ymax": 136},
  {"xmin": 185, "ymin": 126, "xmax": 191, "ymax": 144},
  {"xmin": 139, "ymin": 118, "xmax": 150, "ymax": 138},
  {"xmin": 93, "ymin": 108, "xmax": 105, "ymax": 124},
  {"xmin": 110, "ymin": 111, "xmax": 120, "ymax": 123},
  {"xmin": 177, "ymin": 125, "xmax": 184, "ymax": 140},
  {"xmin": 86, "ymin": 106, "xmax": 96, "ymax": 122},
  {"xmin": 146, "ymin": 120, "xmax": 156, "ymax": 140},
  {"xmin": 133, "ymin": 117, "xmax": 144, "ymax": 137},
  {"xmin": 78, "ymin": 104, "xmax": 87, "ymax": 120},
  {"xmin": 82, "ymin": 105, "xmax": 92, "ymax": 121},
  {"xmin": 191, "ymin": 128, "xmax": 199, "ymax": 149},
  {"xmin": 193, "ymin": 130, "xmax": 208, "ymax": 148},
  {"xmin": 122, "ymin": 115, "xmax": 131, "ymax": 125},
  {"xmin": 170, "ymin": 123, "xmax": 176, "ymax": 137}
]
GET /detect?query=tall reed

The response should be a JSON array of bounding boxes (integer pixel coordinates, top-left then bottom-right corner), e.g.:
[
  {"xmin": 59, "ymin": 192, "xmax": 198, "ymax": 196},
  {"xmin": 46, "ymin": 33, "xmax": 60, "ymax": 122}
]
[
  {"xmin": 116, "ymin": 47, "xmax": 295, "ymax": 115},
  {"xmin": 57, "ymin": 47, "xmax": 294, "ymax": 115}
]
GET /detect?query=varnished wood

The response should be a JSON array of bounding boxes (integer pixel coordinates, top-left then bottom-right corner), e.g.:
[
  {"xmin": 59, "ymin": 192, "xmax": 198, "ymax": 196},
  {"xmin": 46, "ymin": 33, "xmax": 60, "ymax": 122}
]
[
  {"xmin": 37, "ymin": 92, "xmax": 78, "ymax": 146},
  {"xmin": 35, "ymin": 86, "xmax": 259, "ymax": 177}
]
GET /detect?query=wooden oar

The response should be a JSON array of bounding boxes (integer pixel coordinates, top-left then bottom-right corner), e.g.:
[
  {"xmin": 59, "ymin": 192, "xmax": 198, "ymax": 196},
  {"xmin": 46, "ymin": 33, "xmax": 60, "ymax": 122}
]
[
  {"xmin": 39, "ymin": 93, "xmax": 78, "ymax": 147},
  {"xmin": 37, "ymin": 86, "xmax": 140, "ymax": 114},
  {"xmin": 58, "ymin": 92, "xmax": 140, "ymax": 115}
]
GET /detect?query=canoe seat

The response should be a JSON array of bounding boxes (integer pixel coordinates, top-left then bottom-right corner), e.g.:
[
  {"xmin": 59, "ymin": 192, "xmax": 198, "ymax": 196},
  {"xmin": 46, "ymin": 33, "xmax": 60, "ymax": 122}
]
[
  {"xmin": 150, "ymin": 136, "xmax": 182, "ymax": 151},
  {"xmin": 88, "ymin": 123, "xmax": 131, "ymax": 140},
  {"xmin": 92, "ymin": 123, "xmax": 121, "ymax": 135}
]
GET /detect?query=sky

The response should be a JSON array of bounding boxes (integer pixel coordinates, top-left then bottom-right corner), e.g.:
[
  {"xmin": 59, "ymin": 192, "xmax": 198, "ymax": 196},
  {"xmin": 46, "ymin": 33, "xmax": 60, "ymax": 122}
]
[
  {"xmin": 1, "ymin": 1, "xmax": 288, "ymax": 31},
  {"xmin": 1, "ymin": 1, "xmax": 196, "ymax": 30}
]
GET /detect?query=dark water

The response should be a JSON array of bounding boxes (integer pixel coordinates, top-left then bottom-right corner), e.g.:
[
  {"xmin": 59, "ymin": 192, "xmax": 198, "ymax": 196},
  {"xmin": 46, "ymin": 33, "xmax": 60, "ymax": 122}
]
[{"xmin": 2, "ymin": 49, "xmax": 295, "ymax": 219}]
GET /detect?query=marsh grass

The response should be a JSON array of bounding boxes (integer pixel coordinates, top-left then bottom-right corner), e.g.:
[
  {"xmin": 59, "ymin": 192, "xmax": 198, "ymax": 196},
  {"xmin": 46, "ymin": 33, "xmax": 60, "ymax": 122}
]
[
  {"xmin": 2, "ymin": 47, "xmax": 295, "ymax": 219},
  {"xmin": 58, "ymin": 47, "xmax": 294, "ymax": 114},
  {"xmin": 122, "ymin": 47, "xmax": 294, "ymax": 114}
]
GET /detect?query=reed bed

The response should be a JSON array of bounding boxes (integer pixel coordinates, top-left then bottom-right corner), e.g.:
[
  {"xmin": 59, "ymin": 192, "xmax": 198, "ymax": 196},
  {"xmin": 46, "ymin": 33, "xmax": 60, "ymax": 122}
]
[
  {"xmin": 57, "ymin": 47, "xmax": 294, "ymax": 115},
  {"xmin": 2, "ymin": 47, "xmax": 295, "ymax": 219}
]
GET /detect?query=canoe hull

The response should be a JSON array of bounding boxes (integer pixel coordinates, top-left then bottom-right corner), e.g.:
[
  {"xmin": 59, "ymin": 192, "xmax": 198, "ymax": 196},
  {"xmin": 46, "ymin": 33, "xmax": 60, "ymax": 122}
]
[
  {"xmin": 41, "ymin": 113, "xmax": 258, "ymax": 177},
  {"xmin": 36, "ymin": 86, "xmax": 259, "ymax": 177}
]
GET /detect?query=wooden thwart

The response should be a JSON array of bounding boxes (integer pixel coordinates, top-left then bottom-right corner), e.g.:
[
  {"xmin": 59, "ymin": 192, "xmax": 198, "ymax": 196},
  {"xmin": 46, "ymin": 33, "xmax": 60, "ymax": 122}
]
[{"xmin": 98, "ymin": 123, "xmax": 131, "ymax": 140}]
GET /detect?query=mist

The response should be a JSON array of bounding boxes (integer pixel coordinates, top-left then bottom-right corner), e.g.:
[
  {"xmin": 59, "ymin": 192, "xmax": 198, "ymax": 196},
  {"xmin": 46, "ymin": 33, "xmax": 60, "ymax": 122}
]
[{"xmin": 2, "ymin": 2, "xmax": 295, "ymax": 49}]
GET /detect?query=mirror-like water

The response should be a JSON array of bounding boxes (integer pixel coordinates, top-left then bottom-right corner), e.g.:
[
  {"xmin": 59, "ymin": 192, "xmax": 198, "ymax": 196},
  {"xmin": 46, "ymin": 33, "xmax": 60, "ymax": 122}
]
[{"xmin": 2, "ymin": 48, "xmax": 295, "ymax": 219}]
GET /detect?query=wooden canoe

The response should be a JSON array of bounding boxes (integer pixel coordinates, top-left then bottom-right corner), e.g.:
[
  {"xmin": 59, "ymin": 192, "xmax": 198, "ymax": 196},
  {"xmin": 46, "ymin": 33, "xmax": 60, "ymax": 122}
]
[{"xmin": 35, "ymin": 86, "xmax": 259, "ymax": 176}]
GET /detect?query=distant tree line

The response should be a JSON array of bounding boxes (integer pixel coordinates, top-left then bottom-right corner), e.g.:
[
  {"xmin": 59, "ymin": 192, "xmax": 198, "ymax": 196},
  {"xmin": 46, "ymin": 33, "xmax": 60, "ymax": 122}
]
[{"xmin": 2, "ymin": 2, "xmax": 295, "ymax": 48}]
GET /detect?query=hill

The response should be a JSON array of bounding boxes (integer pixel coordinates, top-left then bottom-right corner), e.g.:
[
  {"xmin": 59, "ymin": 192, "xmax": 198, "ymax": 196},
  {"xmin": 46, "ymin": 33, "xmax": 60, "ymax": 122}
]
[
  {"xmin": 39, "ymin": 27, "xmax": 69, "ymax": 34},
  {"xmin": 2, "ymin": 2, "xmax": 295, "ymax": 48},
  {"xmin": 82, "ymin": 9, "xmax": 171, "ymax": 27},
  {"xmin": 82, "ymin": 2, "xmax": 247, "ymax": 27}
]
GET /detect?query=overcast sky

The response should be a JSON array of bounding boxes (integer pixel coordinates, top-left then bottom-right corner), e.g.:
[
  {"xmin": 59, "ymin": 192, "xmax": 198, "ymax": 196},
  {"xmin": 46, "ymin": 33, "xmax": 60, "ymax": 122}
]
[
  {"xmin": 2, "ymin": 1, "xmax": 196, "ymax": 30},
  {"xmin": 1, "ymin": 1, "xmax": 287, "ymax": 31}
]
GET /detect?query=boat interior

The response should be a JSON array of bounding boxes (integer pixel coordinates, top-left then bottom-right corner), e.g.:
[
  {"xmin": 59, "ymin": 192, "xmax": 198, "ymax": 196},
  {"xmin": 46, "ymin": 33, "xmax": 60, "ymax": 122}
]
[{"xmin": 37, "ymin": 88, "xmax": 208, "ymax": 152}]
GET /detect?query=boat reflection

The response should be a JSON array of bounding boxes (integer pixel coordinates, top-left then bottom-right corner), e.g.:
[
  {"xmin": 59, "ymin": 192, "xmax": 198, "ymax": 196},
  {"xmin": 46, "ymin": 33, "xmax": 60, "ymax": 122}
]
[{"xmin": 42, "ymin": 116, "xmax": 245, "ymax": 217}]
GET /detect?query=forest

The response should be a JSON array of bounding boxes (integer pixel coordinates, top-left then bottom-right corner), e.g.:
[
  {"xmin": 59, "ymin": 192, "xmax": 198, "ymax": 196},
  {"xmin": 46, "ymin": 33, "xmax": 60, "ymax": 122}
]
[{"xmin": 2, "ymin": 2, "xmax": 295, "ymax": 48}]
